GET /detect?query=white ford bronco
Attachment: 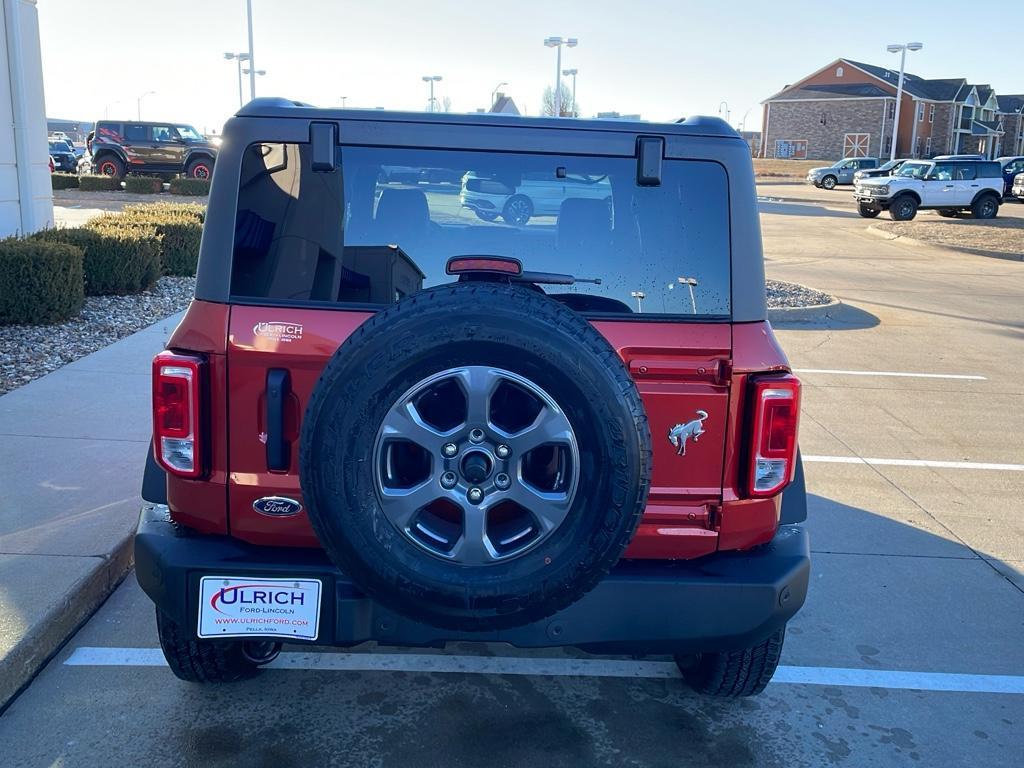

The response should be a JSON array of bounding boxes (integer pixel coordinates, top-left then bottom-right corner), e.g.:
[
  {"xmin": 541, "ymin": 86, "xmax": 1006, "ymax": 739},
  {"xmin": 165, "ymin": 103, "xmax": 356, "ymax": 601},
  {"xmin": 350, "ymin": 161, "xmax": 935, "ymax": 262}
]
[{"xmin": 854, "ymin": 159, "xmax": 1003, "ymax": 220}]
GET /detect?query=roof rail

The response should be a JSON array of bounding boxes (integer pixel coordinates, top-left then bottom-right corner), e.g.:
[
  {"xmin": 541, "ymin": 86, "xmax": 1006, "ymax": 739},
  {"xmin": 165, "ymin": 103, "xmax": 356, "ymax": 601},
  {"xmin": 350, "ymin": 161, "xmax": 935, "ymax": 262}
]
[{"xmin": 236, "ymin": 97, "xmax": 313, "ymax": 116}]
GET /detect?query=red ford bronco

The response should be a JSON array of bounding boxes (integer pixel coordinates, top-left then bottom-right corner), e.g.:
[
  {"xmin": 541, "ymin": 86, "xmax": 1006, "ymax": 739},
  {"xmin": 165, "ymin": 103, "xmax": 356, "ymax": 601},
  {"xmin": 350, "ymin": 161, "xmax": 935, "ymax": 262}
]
[{"xmin": 137, "ymin": 99, "xmax": 808, "ymax": 697}]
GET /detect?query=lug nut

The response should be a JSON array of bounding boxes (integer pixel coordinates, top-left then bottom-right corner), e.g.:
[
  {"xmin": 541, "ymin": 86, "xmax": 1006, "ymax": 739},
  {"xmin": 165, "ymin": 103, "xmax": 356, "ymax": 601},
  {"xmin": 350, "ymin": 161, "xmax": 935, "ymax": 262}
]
[
  {"xmin": 496, "ymin": 444, "xmax": 510, "ymax": 459},
  {"xmin": 494, "ymin": 472, "xmax": 511, "ymax": 490},
  {"xmin": 442, "ymin": 443, "xmax": 458, "ymax": 458},
  {"xmin": 467, "ymin": 487, "xmax": 484, "ymax": 504},
  {"xmin": 440, "ymin": 471, "xmax": 458, "ymax": 489},
  {"xmin": 469, "ymin": 428, "xmax": 485, "ymax": 444}
]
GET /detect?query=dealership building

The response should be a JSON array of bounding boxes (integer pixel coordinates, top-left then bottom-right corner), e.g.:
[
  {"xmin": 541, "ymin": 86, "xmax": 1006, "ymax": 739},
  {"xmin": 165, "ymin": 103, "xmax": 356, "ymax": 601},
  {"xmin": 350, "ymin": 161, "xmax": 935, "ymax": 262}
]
[
  {"xmin": 1, "ymin": 0, "xmax": 52, "ymax": 237},
  {"xmin": 760, "ymin": 58, "xmax": 1024, "ymax": 161}
]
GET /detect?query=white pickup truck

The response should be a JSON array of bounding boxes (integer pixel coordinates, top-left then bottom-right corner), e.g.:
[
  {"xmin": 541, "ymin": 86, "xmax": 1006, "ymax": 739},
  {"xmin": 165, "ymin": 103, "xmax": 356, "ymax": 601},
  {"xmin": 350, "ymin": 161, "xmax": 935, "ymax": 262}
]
[{"xmin": 854, "ymin": 159, "xmax": 1003, "ymax": 220}]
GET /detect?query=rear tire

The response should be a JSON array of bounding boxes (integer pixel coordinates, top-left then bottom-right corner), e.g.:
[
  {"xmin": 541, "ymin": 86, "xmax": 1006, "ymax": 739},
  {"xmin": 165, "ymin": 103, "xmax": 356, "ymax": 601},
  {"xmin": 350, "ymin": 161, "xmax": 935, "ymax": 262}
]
[
  {"xmin": 971, "ymin": 194, "xmax": 999, "ymax": 220},
  {"xmin": 857, "ymin": 203, "xmax": 880, "ymax": 218},
  {"xmin": 820, "ymin": 175, "xmax": 837, "ymax": 190},
  {"xmin": 502, "ymin": 195, "xmax": 533, "ymax": 226},
  {"xmin": 156, "ymin": 609, "xmax": 280, "ymax": 683},
  {"xmin": 888, "ymin": 195, "xmax": 918, "ymax": 221},
  {"xmin": 676, "ymin": 627, "xmax": 785, "ymax": 698},
  {"xmin": 96, "ymin": 155, "xmax": 125, "ymax": 179}
]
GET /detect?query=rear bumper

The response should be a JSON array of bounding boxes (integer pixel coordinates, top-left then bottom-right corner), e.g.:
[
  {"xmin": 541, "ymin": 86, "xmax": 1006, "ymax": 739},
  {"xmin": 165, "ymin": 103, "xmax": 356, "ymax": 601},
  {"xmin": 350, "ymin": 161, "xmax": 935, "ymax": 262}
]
[{"xmin": 135, "ymin": 505, "xmax": 810, "ymax": 654}]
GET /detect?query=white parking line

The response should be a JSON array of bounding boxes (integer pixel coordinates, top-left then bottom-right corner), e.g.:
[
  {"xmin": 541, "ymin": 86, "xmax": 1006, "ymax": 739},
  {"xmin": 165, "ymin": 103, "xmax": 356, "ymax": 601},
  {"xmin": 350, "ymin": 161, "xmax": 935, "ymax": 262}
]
[
  {"xmin": 803, "ymin": 455, "xmax": 1024, "ymax": 472},
  {"xmin": 64, "ymin": 647, "xmax": 1024, "ymax": 695},
  {"xmin": 793, "ymin": 368, "xmax": 986, "ymax": 381}
]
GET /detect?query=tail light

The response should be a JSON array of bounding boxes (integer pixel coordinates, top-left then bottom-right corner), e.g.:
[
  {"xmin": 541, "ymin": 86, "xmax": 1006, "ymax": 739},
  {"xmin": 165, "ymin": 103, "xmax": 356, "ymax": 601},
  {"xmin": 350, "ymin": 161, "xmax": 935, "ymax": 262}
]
[
  {"xmin": 153, "ymin": 351, "xmax": 205, "ymax": 478},
  {"xmin": 747, "ymin": 374, "xmax": 801, "ymax": 497}
]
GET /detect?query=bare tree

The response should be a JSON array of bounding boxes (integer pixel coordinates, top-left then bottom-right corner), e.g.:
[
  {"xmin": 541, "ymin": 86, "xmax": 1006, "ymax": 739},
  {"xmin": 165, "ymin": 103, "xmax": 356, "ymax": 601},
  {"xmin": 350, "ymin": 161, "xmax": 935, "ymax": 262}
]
[
  {"xmin": 541, "ymin": 82, "xmax": 577, "ymax": 117},
  {"xmin": 442, "ymin": 96, "xmax": 452, "ymax": 113}
]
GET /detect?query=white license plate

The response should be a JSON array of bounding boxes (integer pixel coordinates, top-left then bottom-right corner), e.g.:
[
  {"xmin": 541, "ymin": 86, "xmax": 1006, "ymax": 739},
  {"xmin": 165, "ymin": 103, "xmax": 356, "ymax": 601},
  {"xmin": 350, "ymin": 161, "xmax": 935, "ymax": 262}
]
[{"xmin": 198, "ymin": 576, "xmax": 322, "ymax": 640}]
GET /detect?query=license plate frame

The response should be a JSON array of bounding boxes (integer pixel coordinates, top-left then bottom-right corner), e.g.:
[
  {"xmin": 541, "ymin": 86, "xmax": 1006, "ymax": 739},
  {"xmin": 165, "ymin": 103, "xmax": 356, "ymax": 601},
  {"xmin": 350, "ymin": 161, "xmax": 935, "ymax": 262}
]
[{"xmin": 197, "ymin": 576, "xmax": 322, "ymax": 641}]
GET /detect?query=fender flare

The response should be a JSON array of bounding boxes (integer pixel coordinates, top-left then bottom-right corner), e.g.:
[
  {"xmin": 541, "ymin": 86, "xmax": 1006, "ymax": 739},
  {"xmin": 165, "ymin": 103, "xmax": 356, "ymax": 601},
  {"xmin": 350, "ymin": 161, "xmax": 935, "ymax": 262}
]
[
  {"xmin": 779, "ymin": 449, "xmax": 807, "ymax": 524},
  {"xmin": 92, "ymin": 147, "xmax": 127, "ymax": 168},
  {"xmin": 183, "ymin": 150, "xmax": 216, "ymax": 168},
  {"xmin": 889, "ymin": 190, "xmax": 921, "ymax": 205},
  {"xmin": 970, "ymin": 189, "xmax": 1000, "ymax": 207}
]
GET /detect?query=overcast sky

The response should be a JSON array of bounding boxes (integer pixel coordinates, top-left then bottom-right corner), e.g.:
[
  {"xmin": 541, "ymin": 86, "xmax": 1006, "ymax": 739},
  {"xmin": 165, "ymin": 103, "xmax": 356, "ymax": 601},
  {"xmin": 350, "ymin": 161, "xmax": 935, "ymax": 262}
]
[{"xmin": 39, "ymin": 0, "xmax": 1024, "ymax": 134}]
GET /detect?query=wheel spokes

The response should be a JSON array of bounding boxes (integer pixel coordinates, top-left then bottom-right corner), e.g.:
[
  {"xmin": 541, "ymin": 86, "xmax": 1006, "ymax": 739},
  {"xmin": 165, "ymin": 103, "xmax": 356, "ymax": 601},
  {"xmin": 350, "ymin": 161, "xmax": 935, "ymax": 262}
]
[{"xmin": 379, "ymin": 400, "xmax": 450, "ymax": 454}]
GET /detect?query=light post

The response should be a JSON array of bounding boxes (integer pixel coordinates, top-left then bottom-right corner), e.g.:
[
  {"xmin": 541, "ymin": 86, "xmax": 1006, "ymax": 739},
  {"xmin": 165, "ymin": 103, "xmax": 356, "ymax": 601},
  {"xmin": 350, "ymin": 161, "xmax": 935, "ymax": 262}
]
[
  {"xmin": 243, "ymin": 68, "xmax": 266, "ymax": 80},
  {"xmin": 886, "ymin": 42, "xmax": 923, "ymax": 161},
  {"xmin": 718, "ymin": 101, "xmax": 730, "ymax": 125},
  {"xmin": 562, "ymin": 68, "xmax": 578, "ymax": 117},
  {"xmin": 630, "ymin": 290, "xmax": 646, "ymax": 313},
  {"xmin": 543, "ymin": 36, "xmax": 577, "ymax": 117},
  {"xmin": 491, "ymin": 82, "xmax": 508, "ymax": 107},
  {"xmin": 339, "ymin": 96, "xmax": 348, "ymax": 108},
  {"xmin": 224, "ymin": 52, "xmax": 251, "ymax": 108},
  {"xmin": 136, "ymin": 91, "xmax": 155, "ymax": 120},
  {"xmin": 103, "ymin": 100, "xmax": 123, "ymax": 119},
  {"xmin": 246, "ymin": 0, "xmax": 257, "ymax": 100},
  {"xmin": 678, "ymin": 277, "xmax": 698, "ymax": 314},
  {"xmin": 422, "ymin": 75, "xmax": 442, "ymax": 113}
]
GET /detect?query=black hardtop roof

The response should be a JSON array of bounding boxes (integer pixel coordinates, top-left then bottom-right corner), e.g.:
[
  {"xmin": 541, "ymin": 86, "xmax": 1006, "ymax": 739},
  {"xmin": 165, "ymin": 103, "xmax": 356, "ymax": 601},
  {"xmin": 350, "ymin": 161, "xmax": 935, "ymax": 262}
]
[{"xmin": 235, "ymin": 97, "xmax": 740, "ymax": 139}]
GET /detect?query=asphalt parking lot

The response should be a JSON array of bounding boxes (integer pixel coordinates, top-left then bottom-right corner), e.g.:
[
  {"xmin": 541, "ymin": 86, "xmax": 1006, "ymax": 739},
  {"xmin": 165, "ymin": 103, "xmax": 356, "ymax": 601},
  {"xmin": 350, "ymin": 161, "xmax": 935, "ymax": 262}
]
[{"xmin": 2, "ymin": 188, "xmax": 1022, "ymax": 767}]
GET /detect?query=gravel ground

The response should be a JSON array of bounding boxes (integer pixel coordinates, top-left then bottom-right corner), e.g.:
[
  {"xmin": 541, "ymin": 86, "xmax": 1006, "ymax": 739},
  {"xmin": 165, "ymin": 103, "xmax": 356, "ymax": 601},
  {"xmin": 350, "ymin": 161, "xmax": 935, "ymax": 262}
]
[
  {"xmin": 0, "ymin": 277, "xmax": 194, "ymax": 396},
  {"xmin": 876, "ymin": 214, "xmax": 1024, "ymax": 259},
  {"xmin": 766, "ymin": 279, "xmax": 833, "ymax": 308}
]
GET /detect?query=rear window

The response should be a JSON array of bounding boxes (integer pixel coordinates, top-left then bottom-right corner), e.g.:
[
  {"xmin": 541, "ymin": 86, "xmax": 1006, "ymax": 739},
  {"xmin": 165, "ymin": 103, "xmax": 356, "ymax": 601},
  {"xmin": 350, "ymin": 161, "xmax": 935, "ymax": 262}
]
[{"xmin": 230, "ymin": 142, "xmax": 731, "ymax": 317}]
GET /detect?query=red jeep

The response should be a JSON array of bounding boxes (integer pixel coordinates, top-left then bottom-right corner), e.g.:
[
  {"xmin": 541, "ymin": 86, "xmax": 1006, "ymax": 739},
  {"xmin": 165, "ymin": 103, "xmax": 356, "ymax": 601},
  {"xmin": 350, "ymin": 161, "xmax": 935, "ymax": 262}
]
[{"xmin": 137, "ymin": 100, "xmax": 808, "ymax": 697}]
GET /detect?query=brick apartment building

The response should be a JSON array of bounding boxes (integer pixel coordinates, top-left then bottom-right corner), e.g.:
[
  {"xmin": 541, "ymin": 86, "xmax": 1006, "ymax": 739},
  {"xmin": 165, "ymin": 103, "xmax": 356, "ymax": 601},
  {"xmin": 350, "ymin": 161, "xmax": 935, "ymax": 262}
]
[{"xmin": 760, "ymin": 58, "xmax": 1024, "ymax": 161}]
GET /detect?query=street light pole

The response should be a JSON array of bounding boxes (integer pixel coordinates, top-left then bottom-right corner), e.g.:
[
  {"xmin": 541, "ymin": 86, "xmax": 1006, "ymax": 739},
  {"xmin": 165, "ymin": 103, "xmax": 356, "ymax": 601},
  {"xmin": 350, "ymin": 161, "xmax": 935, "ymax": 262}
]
[
  {"xmin": 224, "ymin": 52, "xmax": 251, "ymax": 108},
  {"xmin": 562, "ymin": 68, "xmax": 578, "ymax": 117},
  {"xmin": 544, "ymin": 37, "xmax": 577, "ymax": 117},
  {"xmin": 422, "ymin": 75, "xmax": 442, "ymax": 112},
  {"xmin": 491, "ymin": 82, "xmax": 508, "ymax": 107},
  {"xmin": 678, "ymin": 277, "xmax": 698, "ymax": 314},
  {"xmin": 718, "ymin": 101, "xmax": 730, "ymax": 125},
  {"xmin": 246, "ymin": 0, "xmax": 257, "ymax": 100},
  {"xmin": 887, "ymin": 42, "xmax": 923, "ymax": 161},
  {"xmin": 630, "ymin": 290, "xmax": 646, "ymax": 313},
  {"xmin": 137, "ymin": 91, "xmax": 155, "ymax": 120}
]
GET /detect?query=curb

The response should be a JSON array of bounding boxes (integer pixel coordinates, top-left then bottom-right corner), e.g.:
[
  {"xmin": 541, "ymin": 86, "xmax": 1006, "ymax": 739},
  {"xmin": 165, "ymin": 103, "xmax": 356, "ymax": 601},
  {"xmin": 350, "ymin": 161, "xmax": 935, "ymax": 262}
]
[
  {"xmin": 866, "ymin": 224, "xmax": 1024, "ymax": 261},
  {"xmin": 0, "ymin": 532, "xmax": 134, "ymax": 710},
  {"xmin": 768, "ymin": 296, "xmax": 842, "ymax": 325}
]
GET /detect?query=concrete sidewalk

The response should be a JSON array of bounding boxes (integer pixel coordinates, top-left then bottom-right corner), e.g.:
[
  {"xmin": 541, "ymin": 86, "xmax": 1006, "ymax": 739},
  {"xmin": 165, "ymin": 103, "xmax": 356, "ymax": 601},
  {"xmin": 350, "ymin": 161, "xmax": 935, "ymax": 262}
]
[{"xmin": 0, "ymin": 311, "xmax": 182, "ymax": 707}]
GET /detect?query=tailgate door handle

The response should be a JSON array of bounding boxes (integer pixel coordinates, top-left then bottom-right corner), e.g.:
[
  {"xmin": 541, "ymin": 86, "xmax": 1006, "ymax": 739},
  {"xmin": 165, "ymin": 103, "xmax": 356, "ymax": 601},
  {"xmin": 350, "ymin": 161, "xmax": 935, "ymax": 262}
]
[{"xmin": 266, "ymin": 369, "xmax": 291, "ymax": 472}]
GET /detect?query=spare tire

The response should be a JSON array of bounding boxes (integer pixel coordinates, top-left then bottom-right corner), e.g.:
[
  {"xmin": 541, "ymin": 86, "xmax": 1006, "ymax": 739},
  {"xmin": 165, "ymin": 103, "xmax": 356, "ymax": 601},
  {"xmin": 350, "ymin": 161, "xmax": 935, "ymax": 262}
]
[{"xmin": 300, "ymin": 282, "xmax": 651, "ymax": 631}]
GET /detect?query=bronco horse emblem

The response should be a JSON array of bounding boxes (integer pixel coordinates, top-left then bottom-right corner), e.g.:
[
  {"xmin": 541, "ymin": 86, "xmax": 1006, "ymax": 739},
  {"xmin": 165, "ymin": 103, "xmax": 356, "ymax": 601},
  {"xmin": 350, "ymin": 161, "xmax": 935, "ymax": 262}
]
[{"xmin": 668, "ymin": 410, "xmax": 709, "ymax": 456}]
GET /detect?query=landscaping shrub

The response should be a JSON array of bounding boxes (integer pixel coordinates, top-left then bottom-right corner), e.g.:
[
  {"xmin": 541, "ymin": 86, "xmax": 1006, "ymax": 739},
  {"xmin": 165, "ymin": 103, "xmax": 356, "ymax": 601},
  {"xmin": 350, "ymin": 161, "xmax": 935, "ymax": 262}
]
[
  {"xmin": 119, "ymin": 203, "xmax": 205, "ymax": 276},
  {"xmin": 124, "ymin": 175, "xmax": 164, "ymax": 194},
  {"xmin": 32, "ymin": 222, "xmax": 160, "ymax": 295},
  {"xmin": 51, "ymin": 173, "xmax": 80, "ymax": 190},
  {"xmin": 79, "ymin": 175, "xmax": 122, "ymax": 192},
  {"xmin": 0, "ymin": 238, "xmax": 84, "ymax": 325},
  {"xmin": 169, "ymin": 177, "xmax": 211, "ymax": 196}
]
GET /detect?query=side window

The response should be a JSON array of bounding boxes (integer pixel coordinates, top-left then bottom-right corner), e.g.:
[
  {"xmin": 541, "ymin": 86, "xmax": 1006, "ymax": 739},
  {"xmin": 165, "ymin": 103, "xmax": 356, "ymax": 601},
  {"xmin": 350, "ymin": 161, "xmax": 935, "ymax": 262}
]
[
  {"xmin": 954, "ymin": 163, "xmax": 976, "ymax": 181},
  {"xmin": 124, "ymin": 124, "xmax": 150, "ymax": 142},
  {"xmin": 1008, "ymin": 160, "xmax": 1024, "ymax": 174},
  {"xmin": 932, "ymin": 163, "xmax": 953, "ymax": 181},
  {"xmin": 152, "ymin": 125, "xmax": 176, "ymax": 142}
]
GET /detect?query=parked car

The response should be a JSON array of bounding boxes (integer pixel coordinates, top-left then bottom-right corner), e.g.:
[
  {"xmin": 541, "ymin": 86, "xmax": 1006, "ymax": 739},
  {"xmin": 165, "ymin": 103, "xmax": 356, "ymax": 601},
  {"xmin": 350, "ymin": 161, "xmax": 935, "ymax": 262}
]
[
  {"xmin": 89, "ymin": 120, "xmax": 217, "ymax": 179},
  {"xmin": 853, "ymin": 158, "xmax": 910, "ymax": 183},
  {"xmin": 806, "ymin": 157, "xmax": 879, "ymax": 189},
  {"xmin": 933, "ymin": 154, "xmax": 985, "ymax": 161},
  {"xmin": 136, "ymin": 99, "xmax": 808, "ymax": 698},
  {"xmin": 461, "ymin": 170, "xmax": 612, "ymax": 224},
  {"xmin": 854, "ymin": 159, "xmax": 1003, "ymax": 220},
  {"xmin": 995, "ymin": 156, "xmax": 1024, "ymax": 197},
  {"xmin": 48, "ymin": 139, "xmax": 77, "ymax": 172},
  {"xmin": 1012, "ymin": 172, "xmax": 1024, "ymax": 201}
]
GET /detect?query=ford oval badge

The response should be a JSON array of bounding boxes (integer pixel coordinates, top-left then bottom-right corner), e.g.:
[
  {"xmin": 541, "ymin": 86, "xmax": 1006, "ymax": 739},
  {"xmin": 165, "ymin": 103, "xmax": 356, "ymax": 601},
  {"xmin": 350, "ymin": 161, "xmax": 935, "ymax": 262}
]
[{"xmin": 253, "ymin": 496, "xmax": 303, "ymax": 517}]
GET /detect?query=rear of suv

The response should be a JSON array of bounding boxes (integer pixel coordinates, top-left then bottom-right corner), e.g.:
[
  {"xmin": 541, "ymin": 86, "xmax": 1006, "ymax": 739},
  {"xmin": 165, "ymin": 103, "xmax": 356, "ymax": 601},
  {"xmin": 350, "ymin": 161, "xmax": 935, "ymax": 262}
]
[
  {"xmin": 854, "ymin": 158, "xmax": 1004, "ymax": 220},
  {"xmin": 137, "ymin": 100, "xmax": 809, "ymax": 697},
  {"xmin": 89, "ymin": 120, "xmax": 217, "ymax": 180}
]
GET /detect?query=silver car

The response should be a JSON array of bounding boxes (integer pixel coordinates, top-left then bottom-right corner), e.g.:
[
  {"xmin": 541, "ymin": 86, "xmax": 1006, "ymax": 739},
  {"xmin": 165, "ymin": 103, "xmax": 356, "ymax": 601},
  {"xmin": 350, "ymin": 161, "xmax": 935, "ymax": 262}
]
[
  {"xmin": 461, "ymin": 171, "xmax": 611, "ymax": 225},
  {"xmin": 806, "ymin": 157, "xmax": 880, "ymax": 190}
]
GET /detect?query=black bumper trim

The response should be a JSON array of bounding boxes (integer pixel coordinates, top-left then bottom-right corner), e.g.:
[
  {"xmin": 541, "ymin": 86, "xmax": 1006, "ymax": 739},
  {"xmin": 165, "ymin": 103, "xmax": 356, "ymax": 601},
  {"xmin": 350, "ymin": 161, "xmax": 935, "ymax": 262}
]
[{"xmin": 134, "ymin": 505, "xmax": 810, "ymax": 654}]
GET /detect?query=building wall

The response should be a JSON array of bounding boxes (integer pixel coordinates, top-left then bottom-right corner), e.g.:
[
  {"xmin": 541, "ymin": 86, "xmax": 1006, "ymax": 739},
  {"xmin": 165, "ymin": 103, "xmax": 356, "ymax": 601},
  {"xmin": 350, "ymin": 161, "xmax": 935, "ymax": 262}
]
[
  {"xmin": 763, "ymin": 98, "xmax": 887, "ymax": 160},
  {"xmin": 997, "ymin": 113, "xmax": 1023, "ymax": 156},
  {"xmin": 931, "ymin": 103, "xmax": 957, "ymax": 156},
  {"xmin": 0, "ymin": 0, "xmax": 53, "ymax": 237}
]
